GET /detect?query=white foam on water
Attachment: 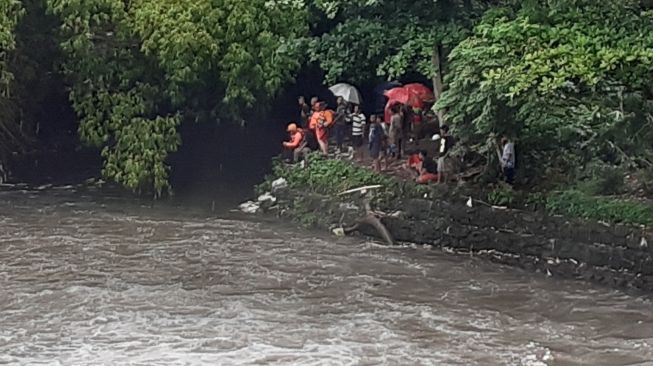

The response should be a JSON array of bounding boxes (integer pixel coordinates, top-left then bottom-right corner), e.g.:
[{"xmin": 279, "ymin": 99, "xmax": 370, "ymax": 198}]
[{"xmin": 1, "ymin": 191, "xmax": 653, "ymax": 365}]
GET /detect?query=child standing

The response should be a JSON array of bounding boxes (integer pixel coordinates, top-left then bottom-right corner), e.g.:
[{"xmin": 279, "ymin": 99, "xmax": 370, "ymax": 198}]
[{"xmin": 368, "ymin": 115, "xmax": 385, "ymax": 172}]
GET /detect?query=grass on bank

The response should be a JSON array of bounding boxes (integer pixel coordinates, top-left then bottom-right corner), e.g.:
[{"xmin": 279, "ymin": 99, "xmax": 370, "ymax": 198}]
[
  {"xmin": 260, "ymin": 154, "xmax": 653, "ymax": 227},
  {"xmin": 258, "ymin": 154, "xmax": 431, "ymax": 200},
  {"xmin": 544, "ymin": 190, "xmax": 653, "ymax": 226}
]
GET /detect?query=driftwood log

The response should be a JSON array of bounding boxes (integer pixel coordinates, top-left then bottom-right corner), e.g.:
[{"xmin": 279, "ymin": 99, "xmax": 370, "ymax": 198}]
[{"xmin": 339, "ymin": 188, "xmax": 395, "ymax": 246}]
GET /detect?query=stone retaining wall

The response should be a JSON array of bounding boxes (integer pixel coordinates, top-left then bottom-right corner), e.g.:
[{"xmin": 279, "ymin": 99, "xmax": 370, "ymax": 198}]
[{"xmin": 270, "ymin": 189, "xmax": 653, "ymax": 292}]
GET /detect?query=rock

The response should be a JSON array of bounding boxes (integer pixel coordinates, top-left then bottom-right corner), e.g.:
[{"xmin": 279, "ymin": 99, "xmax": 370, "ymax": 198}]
[
  {"xmin": 239, "ymin": 201, "xmax": 259, "ymax": 214},
  {"xmin": 257, "ymin": 192, "xmax": 277, "ymax": 204},
  {"xmin": 332, "ymin": 227, "xmax": 345, "ymax": 237},
  {"xmin": 257, "ymin": 192, "xmax": 277, "ymax": 211},
  {"xmin": 271, "ymin": 178, "xmax": 288, "ymax": 192}
]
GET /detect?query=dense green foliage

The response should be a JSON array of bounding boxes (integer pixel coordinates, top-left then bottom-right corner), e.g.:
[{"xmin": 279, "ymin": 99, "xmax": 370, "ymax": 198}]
[
  {"xmin": 264, "ymin": 154, "xmax": 432, "ymax": 207},
  {"xmin": 439, "ymin": 0, "xmax": 653, "ymax": 184},
  {"xmin": 308, "ymin": 0, "xmax": 486, "ymax": 88},
  {"xmin": 45, "ymin": 0, "xmax": 306, "ymax": 195},
  {"xmin": 0, "ymin": 0, "xmax": 24, "ymax": 162},
  {"xmin": 545, "ymin": 190, "xmax": 653, "ymax": 226},
  {"xmin": 270, "ymin": 154, "xmax": 394, "ymax": 195},
  {"xmin": 0, "ymin": 0, "xmax": 21, "ymax": 93},
  {"xmin": 3, "ymin": 0, "xmax": 653, "ymax": 207}
]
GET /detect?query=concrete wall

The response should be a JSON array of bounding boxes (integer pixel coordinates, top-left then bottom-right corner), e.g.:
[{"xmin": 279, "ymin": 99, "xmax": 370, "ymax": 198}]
[{"xmin": 272, "ymin": 190, "xmax": 653, "ymax": 292}]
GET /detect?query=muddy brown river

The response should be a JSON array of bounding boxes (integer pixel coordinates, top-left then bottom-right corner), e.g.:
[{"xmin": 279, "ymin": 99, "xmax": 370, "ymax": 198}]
[{"xmin": 1, "ymin": 186, "xmax": 652, "ymax": 365}]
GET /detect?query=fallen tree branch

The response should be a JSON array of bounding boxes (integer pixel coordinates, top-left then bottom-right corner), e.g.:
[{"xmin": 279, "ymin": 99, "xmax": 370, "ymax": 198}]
[
  {"xmin": 338, "ymin": 185, "xmax": 383, "ymax": 196},
  {"xmin": 338, "ymin": 187, "xmax": 395, "ymax": 246},
  {"xmin": 343, "ymin": 213, "xmax": 395, "ymax": 246}
]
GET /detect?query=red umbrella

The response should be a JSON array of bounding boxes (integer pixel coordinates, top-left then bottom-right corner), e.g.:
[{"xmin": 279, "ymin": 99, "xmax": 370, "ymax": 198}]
[
  {"xmin": 404, "ymin": 83, "xmax": 434, "ymax": 103},
  {"xmin": 383, "ymin": 87, "xmax": 424, "ymax": 109}
]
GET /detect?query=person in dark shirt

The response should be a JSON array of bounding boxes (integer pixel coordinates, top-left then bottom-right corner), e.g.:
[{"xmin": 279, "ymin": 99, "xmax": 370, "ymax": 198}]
[
  {"xmin": 368, "ymin": 115, "xmax": 386, "ymax": 172},
  {"xmin": 298, "ymin": 96, "xmax": 311, "ymax": 128},
  {"xmin": 415, "ymin": 150, "xmax": 439, "ymax": 184},
  {"xmin": 334, "ymin": 97, "xmax": 349, "ymax": 152}
]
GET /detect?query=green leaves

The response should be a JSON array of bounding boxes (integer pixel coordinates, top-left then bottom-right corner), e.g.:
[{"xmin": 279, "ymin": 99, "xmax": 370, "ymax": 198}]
[
  {"xmin": 47, "ymin": 0, "xmax": 307, "ymax": 195},
  {"xmin": 308, "ymin": 1, "xmax": 486, "ymax": 84},
  {"xmin": 0, "ymin": 0, "xmax": 24, "ymax": 161},
  {"xmin": 438, "ymin": 0, "xmax": 653, "ymax": 181},
  {"xmin": 101, "ymin": 114, "xmax": 181, "ymax": 196},
  {"xmin": 0, "ymin": 0, "xmax": 23, "ymax": 96},
  {"xmin": 545, "ymin": 189, "xmax": 653, "ymax": 226},
  {"xmin": 309, "ymin": 18, "xmax": 394, "ymax": 84},
  {"xmin": 272, "ymin": 153, "xmax": 393, "ymax": 195}
]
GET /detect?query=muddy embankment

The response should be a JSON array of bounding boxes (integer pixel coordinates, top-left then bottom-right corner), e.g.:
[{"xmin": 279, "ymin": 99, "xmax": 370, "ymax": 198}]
[{"xmin": 255, "ymin": 181, "xmax": 653, "ymax": 293}]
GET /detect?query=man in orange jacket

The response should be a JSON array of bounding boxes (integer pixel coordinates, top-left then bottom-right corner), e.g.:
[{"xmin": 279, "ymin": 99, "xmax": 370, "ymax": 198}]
[
  {"xmin": 283, "ymin": 123, "xmax": 308, "ymax": 163},
  {"xmin": 308, "ymin": 102, "xmax": 334, "ymax": 155}
]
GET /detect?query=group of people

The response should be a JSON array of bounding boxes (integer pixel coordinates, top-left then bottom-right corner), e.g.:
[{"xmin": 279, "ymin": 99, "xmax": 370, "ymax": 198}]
[
  {"xmin": 283, "ymin": 94, "xmax": 516, "ymax": 186},
  {"xmin": 287, "ymin": 96, "xmax": 370, "ymax": 160}
]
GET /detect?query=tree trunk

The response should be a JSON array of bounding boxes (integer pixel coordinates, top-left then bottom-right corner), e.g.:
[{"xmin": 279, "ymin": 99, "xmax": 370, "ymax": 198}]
[{"xmin": 432, "ymin": 44, "xmax": 446, "ymax": 126}]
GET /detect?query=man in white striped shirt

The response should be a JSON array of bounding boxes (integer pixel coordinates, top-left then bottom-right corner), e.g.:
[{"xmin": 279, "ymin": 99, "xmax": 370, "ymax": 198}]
[{"xmin": 350, "ymin": 104, "xmax": 366, "ymax": 161}]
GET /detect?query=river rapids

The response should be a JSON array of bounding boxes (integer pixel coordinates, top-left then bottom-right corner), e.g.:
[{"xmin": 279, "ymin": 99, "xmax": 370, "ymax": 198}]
[{"xmin": 1, "ymin": 186, "xmax": 652, "ymax": 365}]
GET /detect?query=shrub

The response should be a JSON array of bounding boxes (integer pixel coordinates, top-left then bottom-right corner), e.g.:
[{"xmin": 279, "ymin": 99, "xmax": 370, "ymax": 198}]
[
  {"xmin": 271, "ymin": 153, "xmax": 394, "ymax": 195},
  {"xmin": 578, "ymin": 163, "xmax": 626, "ymax": 196},
  {"xmin": 545, "ymin": 190, "xmax": 653, "ymax": 226},
  {"xmin": 487, "ymin": 185, "xmax": 515, "ymax": 206}
]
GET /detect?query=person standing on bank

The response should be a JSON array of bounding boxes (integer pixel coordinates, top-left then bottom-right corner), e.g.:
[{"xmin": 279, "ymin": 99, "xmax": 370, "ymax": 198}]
[
  {"xmin": 350, "ymin": 104, "xmax": 366, "ymax": 161},
  {"xmin": 499, "ymin": 136, "xmax": 516, "ymax": 185},
  {"xmin": 334, "ymin": 97, "xmax": 348, "ymax": 152},
  {"xmin": 309, "ymin": 101, "xmax": 335, "ymax": 156},
  {"xmin": 388, "ymin": 105, "xmax": 403, "ymax": 160},
  {"xmin": 438, "ymin": 125, "xmax": 455, "ymax": 184},
  {"xmin": 368, "ymin": 115, "xmax": 385, "ymax": 172}
]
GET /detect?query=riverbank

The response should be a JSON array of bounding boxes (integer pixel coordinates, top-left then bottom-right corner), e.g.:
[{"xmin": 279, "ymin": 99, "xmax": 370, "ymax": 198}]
[{"xmin": 254, "ymin": 155, "xmax": 653, "ymax": 293}]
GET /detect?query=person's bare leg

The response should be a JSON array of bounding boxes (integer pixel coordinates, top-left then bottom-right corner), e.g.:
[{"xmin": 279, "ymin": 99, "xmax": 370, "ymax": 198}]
[{"xmin": 318, "ymin": 140, "xmax": 328, "ymax": 156}]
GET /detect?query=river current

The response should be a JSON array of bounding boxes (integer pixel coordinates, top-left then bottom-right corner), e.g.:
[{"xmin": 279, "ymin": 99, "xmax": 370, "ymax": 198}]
[{"xmin": 1, "ymin": 185, "xmax": 652, "ymax": 365}]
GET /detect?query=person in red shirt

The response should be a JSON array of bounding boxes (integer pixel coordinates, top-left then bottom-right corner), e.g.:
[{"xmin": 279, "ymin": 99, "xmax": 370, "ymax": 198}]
[
  {"xmin": 283, "ymin": 123, "xmax": 308, "ymax": 163},
  {"xmin": 407, "ymin": 151, "xmax": 422, "ymax": 174}
]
